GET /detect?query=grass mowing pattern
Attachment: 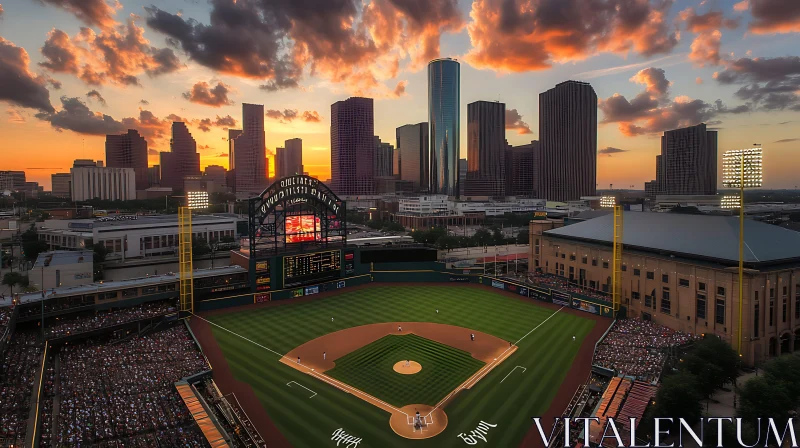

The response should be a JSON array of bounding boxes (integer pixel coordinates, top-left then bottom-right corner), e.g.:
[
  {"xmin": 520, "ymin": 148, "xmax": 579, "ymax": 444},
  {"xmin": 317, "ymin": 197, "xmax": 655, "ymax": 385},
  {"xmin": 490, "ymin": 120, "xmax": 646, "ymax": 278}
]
[
  {"xmin": 207, "ymin": 285, "xmax": 598, "ymax": 447},
  {"xmin": 326, "ymin": 334, "xmax": 484, "ymax": 407}
]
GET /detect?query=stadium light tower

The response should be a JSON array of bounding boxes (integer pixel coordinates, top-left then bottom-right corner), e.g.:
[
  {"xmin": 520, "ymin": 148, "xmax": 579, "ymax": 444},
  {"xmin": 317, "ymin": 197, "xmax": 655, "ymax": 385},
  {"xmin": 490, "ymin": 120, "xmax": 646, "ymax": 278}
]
[{"xmin": 722, "ymin": 147, "xmax": 762, "ymax": 356}]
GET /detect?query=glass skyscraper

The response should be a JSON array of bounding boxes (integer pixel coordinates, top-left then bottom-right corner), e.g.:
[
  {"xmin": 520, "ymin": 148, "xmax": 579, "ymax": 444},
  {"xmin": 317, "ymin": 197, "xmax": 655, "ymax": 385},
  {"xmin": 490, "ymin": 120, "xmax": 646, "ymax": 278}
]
[{"xmin": 428, "ymin": 58, "xmax": 460, "ymax": 197}]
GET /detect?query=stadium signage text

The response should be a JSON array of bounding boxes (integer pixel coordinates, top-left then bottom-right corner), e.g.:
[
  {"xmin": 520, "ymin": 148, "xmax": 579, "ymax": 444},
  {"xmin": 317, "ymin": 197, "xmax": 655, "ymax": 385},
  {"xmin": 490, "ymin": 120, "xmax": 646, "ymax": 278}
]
[
  {"xmin": 258, "ymin": 175, "xmax": 341, "ymax": 216},
  {"xmin": 330, "ymin": 428, "xmax": 362, "ymax": 448},
  {"xmin": 458, "ymin": 421, "xmax": 498, "ymax": 445},
  {"xmin": 531, "ymin": 417, "xmax": 799, "ymax": 447}
]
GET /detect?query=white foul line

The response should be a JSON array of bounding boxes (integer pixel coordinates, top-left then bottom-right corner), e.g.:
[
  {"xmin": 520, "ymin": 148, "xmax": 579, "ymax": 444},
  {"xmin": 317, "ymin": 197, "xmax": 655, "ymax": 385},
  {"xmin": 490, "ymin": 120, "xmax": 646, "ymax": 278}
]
[
  {"xmin": 425, "ymin": 306, "xmax": 564, "ymax": 418},
  {"xmin": 286, "ymin": 381, "xmax": 317, "ymax": 398},
  {"xmin": 499, "ymin": 366, "xmax": 527, "ymax": 384}
]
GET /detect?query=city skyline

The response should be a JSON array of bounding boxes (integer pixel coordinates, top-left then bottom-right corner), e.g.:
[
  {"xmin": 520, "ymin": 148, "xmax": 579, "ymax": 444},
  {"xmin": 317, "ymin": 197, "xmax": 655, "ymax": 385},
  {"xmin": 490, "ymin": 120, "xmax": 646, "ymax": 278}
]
[{"xmin": 1, "ymin": 0, "xmax": 800, "ymax": 191}]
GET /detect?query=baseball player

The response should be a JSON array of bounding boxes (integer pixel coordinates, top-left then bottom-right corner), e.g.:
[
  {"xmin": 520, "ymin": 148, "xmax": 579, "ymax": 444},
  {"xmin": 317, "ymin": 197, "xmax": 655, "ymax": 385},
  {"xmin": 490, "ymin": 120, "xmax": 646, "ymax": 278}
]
[
  {"xmin": 297, "ymin": 356, "xmax": 301, "ymax": 364},
  {"xmin": 470, "ymin": 333, "xmax": 475, "ymax": 341},
  {"xmin": 323, "ymin": 351, "xmax": 326, "ymax": 360}
]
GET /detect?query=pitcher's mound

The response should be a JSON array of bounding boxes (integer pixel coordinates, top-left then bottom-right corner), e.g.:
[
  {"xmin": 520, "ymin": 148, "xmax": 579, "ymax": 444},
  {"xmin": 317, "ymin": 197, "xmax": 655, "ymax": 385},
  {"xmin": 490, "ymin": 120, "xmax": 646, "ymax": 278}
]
[{"xmin": 393, "ymin": 361, "xmax": 422, "ymax": 374}]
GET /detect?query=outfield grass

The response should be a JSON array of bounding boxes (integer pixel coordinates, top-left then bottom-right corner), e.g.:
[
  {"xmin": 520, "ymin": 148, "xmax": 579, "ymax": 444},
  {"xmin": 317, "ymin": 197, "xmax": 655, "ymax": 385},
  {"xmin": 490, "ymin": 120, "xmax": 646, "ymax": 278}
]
[
  {"xmin": 326, "ymin": 334, "xmax": 485, "ymax": 407},
  {"xmin": 207, "ymin": 285, "xmax": 597, "ymax": 447}
]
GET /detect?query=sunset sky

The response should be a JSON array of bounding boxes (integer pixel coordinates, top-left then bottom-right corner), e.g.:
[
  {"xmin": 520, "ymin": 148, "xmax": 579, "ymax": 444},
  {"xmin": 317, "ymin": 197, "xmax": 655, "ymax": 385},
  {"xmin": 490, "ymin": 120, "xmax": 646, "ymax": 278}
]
[{"xmin": 1, "ymin": 0, "xmax": 799, "ymax": 191}]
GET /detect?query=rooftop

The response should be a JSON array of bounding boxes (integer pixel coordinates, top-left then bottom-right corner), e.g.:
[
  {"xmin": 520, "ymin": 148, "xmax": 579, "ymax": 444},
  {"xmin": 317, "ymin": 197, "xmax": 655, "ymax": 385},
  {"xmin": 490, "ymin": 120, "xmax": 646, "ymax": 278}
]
[
  {"xmin": 34, "ymin": 250, "xmax": 93, "ymax": 267},
  {"xmin": 544, "ymin": 212, "xmax": 800, "ymax": 266}
]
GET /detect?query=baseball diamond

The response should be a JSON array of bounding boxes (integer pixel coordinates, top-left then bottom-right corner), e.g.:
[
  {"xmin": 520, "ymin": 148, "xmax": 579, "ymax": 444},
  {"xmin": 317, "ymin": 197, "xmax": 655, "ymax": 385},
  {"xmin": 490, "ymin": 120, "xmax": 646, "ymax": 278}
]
[{"xmin": 191, "ymin": 284, "xmax": 607, "ymax": 447}]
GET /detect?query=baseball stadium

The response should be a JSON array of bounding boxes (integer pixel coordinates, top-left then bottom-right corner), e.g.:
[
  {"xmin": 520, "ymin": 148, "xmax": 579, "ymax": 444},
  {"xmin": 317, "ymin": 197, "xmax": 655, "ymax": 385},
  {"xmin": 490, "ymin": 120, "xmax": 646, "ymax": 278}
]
[{"xmin": 0, "ymin": 175, "xmax": 722, "ymax": 447}]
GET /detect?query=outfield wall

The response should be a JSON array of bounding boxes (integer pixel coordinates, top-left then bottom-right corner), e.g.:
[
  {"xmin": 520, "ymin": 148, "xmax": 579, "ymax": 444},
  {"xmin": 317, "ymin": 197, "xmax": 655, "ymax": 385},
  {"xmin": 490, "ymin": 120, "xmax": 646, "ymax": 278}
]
[{"xmin": 479, "ymin": 277, "xmax": 615, "ymax": 318}]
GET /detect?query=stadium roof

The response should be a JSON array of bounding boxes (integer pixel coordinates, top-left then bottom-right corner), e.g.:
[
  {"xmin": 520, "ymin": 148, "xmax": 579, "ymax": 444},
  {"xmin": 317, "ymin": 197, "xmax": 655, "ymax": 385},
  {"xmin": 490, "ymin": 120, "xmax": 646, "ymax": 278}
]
[{"xmin": 544, "ymin": 212, "xmax": 800, "ymax": 266}]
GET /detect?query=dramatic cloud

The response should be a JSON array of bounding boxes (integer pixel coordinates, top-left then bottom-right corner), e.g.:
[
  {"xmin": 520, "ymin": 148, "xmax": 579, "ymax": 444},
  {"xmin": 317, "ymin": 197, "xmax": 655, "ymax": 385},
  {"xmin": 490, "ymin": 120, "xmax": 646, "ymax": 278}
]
[
  {"xmin": 747, "ymin": 0, "xmax": 800, "ymax": 34},
  {"xmin": 0, "ymin": 38, "xmax": 55, "ymax": 113},
  {"xmin": 679, "ymin": 8, "xmax": 739, "ymax": 67},
  {"xmin": 182, "ymin": 81, "xmax": 235, "ymax": 107},
  {"xmin": 145, "ymin": 0, "xmax": 463, "ymax": 95},
  {"xmin": 774, "ymin": 138, "xmax": 798, "ymax": 143},
  {"xmin": 599, "ymin": 67, "xmax": 746, "ymax": 136},
  {"xmin": 7, "ymin": 109, "xmax": 26, "ymax": 124},
  {"xmin": 393, "ymin": 80, "xmax": 407, "ymax": 97},
  {"xmin": 39, "ymin": 0, "xmax": 120, "ymax": 30},
  {"xmin": 465, "ymin": 0, "xmax": 679, "ymax": 73},
  {"xmin": 265, "ymin": 109, "xmax": 322, "ymax": 124},
  {"xmin": 505, "ymin": 108, "xmax": 533, "ymax": 134},
  {"xmin": 598, "ymin": 146, "xmax": 628, "ymax": 156},
  {"xmin": 120, "ymin": 109, "xmax": 172, "ymax": 142},
  {"xmin": 36, "ymin": 96, "xmax": 124, "ymax": 135},
  {"xmin": 195, "ymin": 115, "xmax": 237, "ymax": 132},
  {"xmin": 148, "ymin": 148, "xmax": 158, "ymax": 155},
  {"xmin": 39, "ymin": 19, "xmax": 181, "ymax": 86},
  {"xmin": 86, "ymin": 89, "xmax": 106, "ymax": 106},
  {"xmin": 302, "ymin": 111, "xmax": 322, "ymax": 122},
  {"xmin": 714, "ymin": 56, "xmax": 800, "ymax": 111}
]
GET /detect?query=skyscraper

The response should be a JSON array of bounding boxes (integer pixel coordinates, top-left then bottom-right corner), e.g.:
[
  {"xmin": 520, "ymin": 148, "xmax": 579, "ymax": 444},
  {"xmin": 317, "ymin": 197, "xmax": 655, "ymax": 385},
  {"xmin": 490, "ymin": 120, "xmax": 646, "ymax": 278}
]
[
  {"xmin": 506, "ymin": 140, "xmax": 541, "ymax": 197},
  {"xmin": 233, "ymin": 104, "xmax": 267, "ymax": 194},
  {"xmin": 428, "ymin": 58, "xmax": 460, "ymax": 197},
  {"xmin": 51, "ymin": 173, "xmax": 71, "ymax": 198},
  {"xmin": 160, "ymin": 122, "xmax": 200, "ymax": 191},
  {"xmin": 105, "ymin": 129, "xmax": 148, "ymax": 190},
  {"xmin": 655, "ymin": 124, "xmax": 718, "ymax": 195},
  {"xmin": 276, "ymin": 138, "xmax": 303, "ymax": 179},
  {"xmin": 330, "ymin": 97, "xmax": 375, "ymax": 195},
  {"xmin": 374, "ymin": 137, "xmax": 394, "ymax": 178},
  {"xmin": 465, "ymin": 101, "xmax": 506, "ymax": 197},
  {"xmin": 227, "ymin": 128, "xmax": 242, "ymax": 189},
  {"xmin": 539, "ymin": 81, "xmax": 597, "ymax": 201},
  {"xmin": 396, "ymin": 123, "xmax": 429, "ymax": 191}
]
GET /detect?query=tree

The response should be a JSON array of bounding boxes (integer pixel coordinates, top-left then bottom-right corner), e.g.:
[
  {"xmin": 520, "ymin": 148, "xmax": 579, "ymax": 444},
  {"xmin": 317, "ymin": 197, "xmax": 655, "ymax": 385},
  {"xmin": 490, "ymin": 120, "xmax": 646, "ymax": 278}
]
[
  {"xmin": 473, "ymin": 228, "xmax": 492, "ymax": 247},
  {"xmin": 516, "ymin": 229, "xmax": 529, "ymax": 245},
  {"xmin": 384, "ymin": 221, "xmax": 405, "ymax": 232},
  {"xmin": 93, "ymin": 243, "xmax": 108, "ymax": 264},
  {"xmin": 680, "ymin": 337, "xmax": 739, "ymax": 396},
  {"xmin": 738, "ymin": 375, "xmax": 795, "ymax": 427},
  {"xmin": 436, "ymin": 235, "xmax": 458, "ymax": 251},
  {"xmin": 761, "ymin": 355, "xmax": 800, "ymax": 403},
  {"xmin": 492, "ymin": 228, "xmax": 505, "ymax": 245},
  {"xmin": 651, "ymin": 371, "xmax": 703, "ymax": 423},
  {"xmin": 2, "ymin": 272, "xmax": 26, "ymax": 295},
  {"xmin": 366, "ymin": 219, "xmax": 383, "ymax": 230},
  {"xmin": 220, "ymin": 235, "xmax": 236, "ymax": 243},
  {"xmin": 192, "ymin": 236, "xmax": 211, "ymax": 256}
]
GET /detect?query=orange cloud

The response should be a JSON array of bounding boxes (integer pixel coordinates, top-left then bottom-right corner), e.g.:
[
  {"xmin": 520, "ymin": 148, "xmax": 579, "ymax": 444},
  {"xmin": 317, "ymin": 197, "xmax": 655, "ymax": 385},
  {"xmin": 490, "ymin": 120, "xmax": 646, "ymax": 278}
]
[
  {"xmin": 505, "ymin": 108, "xmax": 533, "ymax": 134},
  {"xmin": 39, "ymin": 0, "xmax": 121, "ymax": 31},
  {"xmin": 689, "ymin": 29, "xmax": 723, "ymax": 67},
  {"xmin": 465, "ymin": 0, "xmax": 679, "ymax": 73},
  {"xmin": 748, "ymin": 0, "xmax": 800, "ymax": 34},
  {"xmin": 0, "ymin": 37, "xmax": 55, "ymax": 113},
  {"xmin": 39, "ymin": 18, "xmax": 181, "ymax": 86},
  {"xmin": 183, "ymin": 81, "xmax": 235, "ymax": 108},
  {"xmin": 679, "ymin": 7, "xmax": 738, "ymax": 67}
]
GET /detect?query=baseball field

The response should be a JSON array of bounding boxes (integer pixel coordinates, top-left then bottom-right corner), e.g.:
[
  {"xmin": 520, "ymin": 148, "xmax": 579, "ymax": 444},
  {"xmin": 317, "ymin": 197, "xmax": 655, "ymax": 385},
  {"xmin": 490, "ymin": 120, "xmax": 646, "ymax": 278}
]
[{"xmin": 191, "ymin": 284, "xmax": 607, "ymax": 447}]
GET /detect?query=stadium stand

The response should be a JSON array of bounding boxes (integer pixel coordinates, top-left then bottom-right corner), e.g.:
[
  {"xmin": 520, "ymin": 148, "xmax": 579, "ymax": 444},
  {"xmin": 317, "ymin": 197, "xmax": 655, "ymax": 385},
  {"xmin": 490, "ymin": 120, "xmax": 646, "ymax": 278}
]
[
  {"xmin": 525, "ymin": 272, "xmax": 611, "ymax": 303},
  {"xmin": 196, "ymin": 379, "xmax": 267, "ymax": 447},
  {"xmin": 0, "ymin": 331, "xmax": 43, "ymax": 447},
  {"xmin": 48, "ymin": 325, "xmax": 210, "ymax": 446},
  {"xmin": 45, "ymin": 300, "xmax": 176, "ymax": 339}
]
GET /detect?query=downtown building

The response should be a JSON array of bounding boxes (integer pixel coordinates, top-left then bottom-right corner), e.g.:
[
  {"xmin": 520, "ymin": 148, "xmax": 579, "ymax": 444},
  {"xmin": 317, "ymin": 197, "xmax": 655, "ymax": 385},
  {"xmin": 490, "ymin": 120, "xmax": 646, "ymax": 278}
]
[
  {"xmin": 396, "ymin": 123, "xmax": 429, "ymax": 191},
  {"xmin": 428, "ymin": 58, "xmax": 460, "ymax": 197},
  {"xmin": 464, "ymin": 101, "xmax": 506, "ymax": 198},
  {"xmin": 374, "ymin": 137, "xmax": 394, "ymax": 178},
  {"xmin": 105, "ymin": 129, "xmax": 149, "ymax": 191},
  {"xmin": 539, "ymin": 81, "xmax": 597, "ymax": 202},
  {"xmin": 646, "ymin": 123, "xmax": 718, "ymax": 197},
  {"xmin": 232, "ymin": 104, "xmax": 267, "ymax": 195},
  {"xmin": 331, "ymin": 97, "xmax": 375, "ymax": 195},
  {"xmin": 51, "ymin": 173, "xmax": 72, "ymax": 198},
  {"xmin": 70, "ymin": 160, "xmax": 136, "ymax": 201},
  {"xmin": 276, "ymin": 138, "xmax": 303, "ymax": 179},
  {"xmin": 506, "ymin": 140, "xmax": 541, "ymax": 198},
  {"xmin": 227, "ymin": 128, "xmax": 242, "ymax": 190},
  {"xmin": 159, "ymin": 122, "xmax": 200, "ymax": 192}
]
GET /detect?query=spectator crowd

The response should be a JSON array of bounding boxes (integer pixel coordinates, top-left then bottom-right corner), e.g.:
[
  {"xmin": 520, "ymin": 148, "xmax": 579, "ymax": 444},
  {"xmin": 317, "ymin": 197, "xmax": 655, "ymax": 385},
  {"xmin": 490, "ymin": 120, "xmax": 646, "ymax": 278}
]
[
  {"xmin": 593, "ymin": 318, "xmax": 699, "ymax": 382},
  {"xmin": 50, "ymin": 325, "xmax": 210, "ymax": 446},
  {"xmin": 0, "ymin": 307, "xmax": 11, "ymax": 337},
  {"xmin": 46, "ymin": 301, "xmax": 176, "ymax": 338},
  {"xmin": 0, "ymin": 331, "xmax": 43, "ymax": 446},
  {"xmin": 526, "ymin": 272, "xmax": 611, "ymax": 303}
]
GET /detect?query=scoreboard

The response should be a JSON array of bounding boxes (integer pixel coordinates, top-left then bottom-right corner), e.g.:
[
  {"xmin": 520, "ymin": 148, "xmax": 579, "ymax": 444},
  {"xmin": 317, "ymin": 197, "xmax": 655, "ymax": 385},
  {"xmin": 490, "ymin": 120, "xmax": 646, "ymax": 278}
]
[{"xmin": 284, "ymin": 250, "xmax": 341, "ymax": 287}]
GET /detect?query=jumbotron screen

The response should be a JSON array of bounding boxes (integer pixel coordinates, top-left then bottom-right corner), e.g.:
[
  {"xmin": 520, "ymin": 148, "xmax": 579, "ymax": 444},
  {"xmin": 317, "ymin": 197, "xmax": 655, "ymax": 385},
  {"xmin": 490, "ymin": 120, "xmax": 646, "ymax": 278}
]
[
  {"xmin": 285, "ymin": 215, "xmax": 320, "ymax": 243},
  {"xmin": 284, "ymin": 250, "xmax": 341, "ymax": 287}
]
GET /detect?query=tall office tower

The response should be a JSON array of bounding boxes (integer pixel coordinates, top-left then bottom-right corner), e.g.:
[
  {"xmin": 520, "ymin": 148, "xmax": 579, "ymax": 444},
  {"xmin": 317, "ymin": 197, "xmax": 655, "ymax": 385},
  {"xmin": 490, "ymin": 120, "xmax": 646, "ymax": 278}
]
[
  {"xmin": 539, "ymin": 81, "xmax": 597, "ymax": 201},
  {"xmin": 374, "ymin": 137, "xmax": 395, "ymax": 178},
  {"xmin": 227, "ymin": 129, "xmax": 242, "ymax": 190},
  {"xmin": 51, "ymin": 173, "xmax": 72, "ymax": 198},
  {"xmin": 428, "ymin": 58, "xmax": 460, "ymax": 197},
  {"xmin": 148, "ymin": 165, "xmax": 160, "ymax": 186},
  {"xmin": 233, "ymin": 104, "xmax": 267, "ymax": 194},
  {"xmin": 276, "ymin": 138, "xmax": 303, "ymax": 179},
  {"xmin": 396, "ymin": 122, "xmax": 429, "ymax": 191},
  {"xmin": 464, "ymin": 101, "xmax": 506, "ymax": 197},
  {"xmin": 160, "ymin": 122, "xmax": 200, "ymax": 191},
  {"xmin": 506, "ymin": 140, "xmax": 541, "ymax": 197},
  {"xmin": 656, "ymin": 123, "xmax": 718, "ymax": 195},
  {"xmin": 105, "ymin": 129, "xmax": 149, "ymax": 190},
  {"xmin": 204, "ymin": 165, "xmax": 227, "ymax": 187},
  {"xmin": 458, "ymin": 158, "xmax": 466, "ymax": 196},
  {"xmin": 330, "ymin": 97, "xmax": 375, "ymax": 195}
]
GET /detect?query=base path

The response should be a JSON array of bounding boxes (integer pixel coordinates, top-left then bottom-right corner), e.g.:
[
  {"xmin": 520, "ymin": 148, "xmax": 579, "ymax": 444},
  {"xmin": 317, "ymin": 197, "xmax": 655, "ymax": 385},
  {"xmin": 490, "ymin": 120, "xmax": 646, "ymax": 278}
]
[
  {"xmin": 279, "ymin": 322, "xmax": 516, "ymax": 439},
  {"xmin": 393, "ymin": 361, "xmax": 422, "ymax": 374}
]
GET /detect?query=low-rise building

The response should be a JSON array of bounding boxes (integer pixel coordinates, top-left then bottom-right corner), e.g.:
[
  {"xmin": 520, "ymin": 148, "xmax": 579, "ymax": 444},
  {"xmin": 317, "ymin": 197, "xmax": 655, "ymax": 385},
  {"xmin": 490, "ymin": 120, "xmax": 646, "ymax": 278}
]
[
  {"xmin": 531, "ymin": 211, "xmax": 800, "ymax": 365},
  {"xmin": 32, "ymin": 250, "xmax": 94, "ymax": 289}
]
